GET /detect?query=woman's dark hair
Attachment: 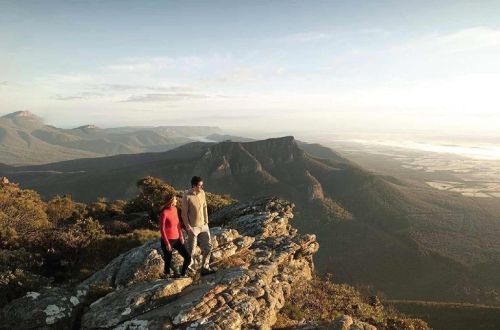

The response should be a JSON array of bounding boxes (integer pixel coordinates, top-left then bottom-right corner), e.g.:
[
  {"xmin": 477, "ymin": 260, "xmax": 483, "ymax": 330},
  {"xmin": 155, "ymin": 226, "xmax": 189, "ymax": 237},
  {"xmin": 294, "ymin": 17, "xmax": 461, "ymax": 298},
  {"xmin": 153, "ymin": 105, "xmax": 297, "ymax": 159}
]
[{"xmin": 191, "ymin": 176, "xmax": 203, "ymax": 187}]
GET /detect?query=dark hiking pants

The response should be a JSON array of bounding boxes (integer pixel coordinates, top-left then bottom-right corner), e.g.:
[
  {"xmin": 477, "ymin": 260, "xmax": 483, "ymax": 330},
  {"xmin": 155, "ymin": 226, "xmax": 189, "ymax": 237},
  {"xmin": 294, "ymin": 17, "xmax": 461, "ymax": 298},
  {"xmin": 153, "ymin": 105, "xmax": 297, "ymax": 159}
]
[{"xmin": 160, "ymin": 238, "xmax": 191, "ymax": 276}]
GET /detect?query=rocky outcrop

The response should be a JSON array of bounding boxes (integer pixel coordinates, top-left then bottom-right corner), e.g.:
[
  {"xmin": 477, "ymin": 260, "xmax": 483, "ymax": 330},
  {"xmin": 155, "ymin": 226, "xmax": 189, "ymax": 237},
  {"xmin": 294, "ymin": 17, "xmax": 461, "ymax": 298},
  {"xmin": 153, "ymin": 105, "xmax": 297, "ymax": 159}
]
[
  {"xmin": 305, "ymin": 170, "xmax": 324, "ymax": 200},
  {"xmin": 1, "ymin": 196, "xmax": 319, "ymax": 329},
  {"xmin": 0, "ymin": 287, "xmax": 86, "ymax": 330}
]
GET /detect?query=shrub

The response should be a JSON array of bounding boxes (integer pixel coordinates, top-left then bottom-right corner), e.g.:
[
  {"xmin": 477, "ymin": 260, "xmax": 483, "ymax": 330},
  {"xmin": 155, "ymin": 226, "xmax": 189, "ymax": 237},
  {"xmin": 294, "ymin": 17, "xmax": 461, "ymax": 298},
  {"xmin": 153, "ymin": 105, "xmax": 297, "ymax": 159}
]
[
  {"xmin": 78, "ymin": 229, "xmax": 160, "ymax": 274},
  {"xmin": 125, "ymin": 176, "xmax": 177, "ymax": 224},
  {"xmin": 0, "ymin": 227, "xmax": 18, "ymax": 249},
  {"xmin": 36, "ymin": 218, "xmax": 105, "ymax": 275},
  {"xmin": 277, "ymin": 273, "xmax": 431, "ymax": 329},
  {"xmin": 87, "ymin": 197, "xmax": 109, "ymax": 220},
  {"xmin": 104, "ymin": 220, "xmax": 132, "ymax": 235},
  {"xmin": 46, "ymin": 195, "xmax": 86, "ymax": 225},
  {"xmin": 107, "ymin": 199, "xmax": 127, "ymax": 216},
  {"xmin": 0, "ymin": 180, "xmax": 49, "ymax": 247},
  {"xmin": 205, "ymin": 192, "xmax": 236, "ymax": 215},
  {"xmin": 0, "ymin": 248, "xmax": 42, "ymax": 272}
]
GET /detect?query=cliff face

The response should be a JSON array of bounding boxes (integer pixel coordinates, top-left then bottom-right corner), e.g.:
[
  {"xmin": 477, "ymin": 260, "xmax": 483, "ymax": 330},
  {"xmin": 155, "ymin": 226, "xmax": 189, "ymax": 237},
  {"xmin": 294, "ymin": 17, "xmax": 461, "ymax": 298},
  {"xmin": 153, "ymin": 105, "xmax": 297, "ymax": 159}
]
[{"xmin": 0, "ymin": 197, "xmax": 319, "ymax": 329}]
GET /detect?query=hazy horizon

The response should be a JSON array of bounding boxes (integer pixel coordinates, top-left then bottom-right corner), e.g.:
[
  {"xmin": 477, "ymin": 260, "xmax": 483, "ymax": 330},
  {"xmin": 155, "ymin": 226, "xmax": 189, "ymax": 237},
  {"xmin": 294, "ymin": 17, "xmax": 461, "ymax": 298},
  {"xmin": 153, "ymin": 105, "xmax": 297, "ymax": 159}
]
[{"xmin": 1, "ymin": 1, "xmax": 500, "ymax": 136}]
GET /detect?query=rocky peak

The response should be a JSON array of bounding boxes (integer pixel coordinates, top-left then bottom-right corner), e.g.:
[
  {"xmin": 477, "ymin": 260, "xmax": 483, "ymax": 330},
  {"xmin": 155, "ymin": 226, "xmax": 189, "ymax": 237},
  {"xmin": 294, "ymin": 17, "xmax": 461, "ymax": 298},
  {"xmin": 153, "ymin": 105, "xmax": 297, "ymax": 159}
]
[
  {"xmin": 1, "ymin": 111, "xmax": 43, "ymax": 127},
  {"xmin": 196, "ymin": 136, "xmax": 305, "ymax": 182},
  {"xmin": 243, "ymin": 136, "xmax": 305, "ymax": 162},
  {"xmin": 76, "ymin": 125, "xmax": 99, "ymax": 130},
  {"xmin": 0, "ymin": 196, "xmax": 319, "ymax": 329},
  {"xmin": 2, "ymin": 110, "xmax": 38, "ymax": 119}
]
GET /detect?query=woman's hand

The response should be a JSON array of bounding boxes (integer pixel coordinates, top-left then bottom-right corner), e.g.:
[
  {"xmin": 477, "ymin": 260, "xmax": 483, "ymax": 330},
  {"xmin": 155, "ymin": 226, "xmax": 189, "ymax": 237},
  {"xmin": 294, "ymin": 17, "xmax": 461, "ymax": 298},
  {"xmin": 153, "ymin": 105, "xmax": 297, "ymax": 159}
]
[{"xmin": 166, "ymin": 244, "xmax": 172, "ymax": 252}]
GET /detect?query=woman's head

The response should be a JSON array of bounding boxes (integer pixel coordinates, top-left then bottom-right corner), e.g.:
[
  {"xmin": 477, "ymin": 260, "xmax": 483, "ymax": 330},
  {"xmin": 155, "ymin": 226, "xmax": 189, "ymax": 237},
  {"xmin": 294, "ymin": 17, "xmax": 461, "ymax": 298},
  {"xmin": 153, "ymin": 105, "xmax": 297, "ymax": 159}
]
[{"xmin": 165, "ymin": 193, "xmax": 178, "ymax": 208}]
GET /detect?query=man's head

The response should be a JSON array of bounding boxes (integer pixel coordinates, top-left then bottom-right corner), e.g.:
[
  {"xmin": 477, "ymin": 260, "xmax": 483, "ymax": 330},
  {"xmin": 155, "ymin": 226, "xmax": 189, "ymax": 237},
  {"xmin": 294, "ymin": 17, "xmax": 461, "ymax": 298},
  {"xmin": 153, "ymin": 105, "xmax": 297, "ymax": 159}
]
[{"xmin": 191, "ymin": 176, "xmax": 204, "ymax": 193}]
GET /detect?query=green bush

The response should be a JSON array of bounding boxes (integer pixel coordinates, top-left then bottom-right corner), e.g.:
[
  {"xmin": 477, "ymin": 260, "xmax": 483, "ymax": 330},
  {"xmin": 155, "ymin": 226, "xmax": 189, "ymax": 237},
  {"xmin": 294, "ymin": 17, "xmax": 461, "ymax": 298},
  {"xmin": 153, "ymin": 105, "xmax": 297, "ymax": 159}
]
[
  {"xmin": 125, "ymin": 176, "xmax": 177, "ymax": 225},
  {"xmin": 205, "ymin": 192, "xmax": 236, "ymax": 215},
  {"xmin": 0, "ymin": 181, "xmax": 49, "ymax": 248},
  {"xmin": 35, "ymin": 218, "xmax": 105, "ymax": 275},
  {"xmin": 0, "ymin": 248, "xmax": 42, "ymax": 272},
  {"xmin": 78, "ymin": 229, "xmax": 160, "ymax": 275},
  {"xmin": 104, "ymin": 220, "xmax": 132, "ymax": 235},
  {"xmin": 46, "ymin": 195, "xmax": 86, "ymax": 225}
]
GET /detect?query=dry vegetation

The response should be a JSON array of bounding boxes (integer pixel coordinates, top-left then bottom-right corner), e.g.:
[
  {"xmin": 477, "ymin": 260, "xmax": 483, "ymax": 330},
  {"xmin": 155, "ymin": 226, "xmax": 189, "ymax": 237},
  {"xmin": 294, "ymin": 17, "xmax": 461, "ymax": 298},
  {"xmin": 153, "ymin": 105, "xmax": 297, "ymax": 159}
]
[{"xmin": 274, "ymin": 274, "xmax": 430, "ymax": 330}]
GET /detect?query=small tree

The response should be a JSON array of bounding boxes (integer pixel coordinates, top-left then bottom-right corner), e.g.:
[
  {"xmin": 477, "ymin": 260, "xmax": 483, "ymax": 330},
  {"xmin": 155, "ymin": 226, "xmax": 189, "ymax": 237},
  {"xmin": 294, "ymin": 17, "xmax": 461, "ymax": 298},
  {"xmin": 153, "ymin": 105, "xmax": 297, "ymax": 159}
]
[
  {"xmin": 46, "ymin": 195, "xmax": 86, "ymax": 226},
  {"xmin": 125, "ymin": 176, "xmax": 177, "ymax": 225},
  {"xmin": 0, "ymin": 180, "xmax": 49, "ymax": 247}
]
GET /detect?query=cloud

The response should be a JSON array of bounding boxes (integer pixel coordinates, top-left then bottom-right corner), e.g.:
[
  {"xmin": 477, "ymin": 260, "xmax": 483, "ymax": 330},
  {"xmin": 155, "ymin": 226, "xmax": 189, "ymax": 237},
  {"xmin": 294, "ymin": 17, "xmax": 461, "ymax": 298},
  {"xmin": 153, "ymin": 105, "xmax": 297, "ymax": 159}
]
[
  {"xmin": 120, "ymin": 92, "xmax": 211, "ymax": 103},
  {"xmin": 0, "ymin": 81, "xmax": 8, "ymax": 86},
  {"xmin": 53, "ymin": 95, "xmax": 87, "ymax": 101},
  {"xmin": 211, "ymin": 67, "xmax": 261, "ymax": 84},
  {"xmin": 283, "ymin": 32, "xmax": 331, "ymax": 43},
  {"xmin": 104, "ymin": 56, "xmax": 205, "ymax": 73},
  {"xmin": 33, "ymin": 53, "xmax": 237, "ymax": 105},
  {"xmin": 393, "ymin": 27, "xmax": 500, "ymax": 54},
  {"xmin": 100, "ymin": 84, "xmax": 196, "ymax": 92},
  {"xmin": 52, "ymin": 92, "xmax": 105, "ymax": 101}
]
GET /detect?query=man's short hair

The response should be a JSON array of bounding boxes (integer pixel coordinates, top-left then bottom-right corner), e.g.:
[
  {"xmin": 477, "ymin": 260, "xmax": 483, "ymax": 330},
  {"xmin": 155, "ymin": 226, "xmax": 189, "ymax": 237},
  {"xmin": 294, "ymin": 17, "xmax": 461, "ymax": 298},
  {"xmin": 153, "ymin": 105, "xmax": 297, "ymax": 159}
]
[{"xmin": 191, "ymin": 176, "xmax": 203, "ymax": 187}]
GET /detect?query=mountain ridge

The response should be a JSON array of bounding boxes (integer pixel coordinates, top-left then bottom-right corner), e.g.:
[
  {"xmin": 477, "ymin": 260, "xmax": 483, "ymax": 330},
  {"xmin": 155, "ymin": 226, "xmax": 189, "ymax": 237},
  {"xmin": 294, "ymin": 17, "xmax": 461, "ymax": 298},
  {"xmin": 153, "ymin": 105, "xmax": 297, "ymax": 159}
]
[{"xmin": 0, "ymin": 111, "xmax": 222, "ymax": 165}]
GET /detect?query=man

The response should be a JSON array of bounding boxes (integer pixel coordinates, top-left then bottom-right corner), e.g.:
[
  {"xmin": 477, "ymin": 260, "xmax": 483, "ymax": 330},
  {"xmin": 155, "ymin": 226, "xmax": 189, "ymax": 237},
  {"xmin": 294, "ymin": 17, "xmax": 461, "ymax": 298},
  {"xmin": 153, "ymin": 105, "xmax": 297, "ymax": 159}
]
[{"xmin": 181, "ymin": 176, "xmax": 215, "ymax": 275}]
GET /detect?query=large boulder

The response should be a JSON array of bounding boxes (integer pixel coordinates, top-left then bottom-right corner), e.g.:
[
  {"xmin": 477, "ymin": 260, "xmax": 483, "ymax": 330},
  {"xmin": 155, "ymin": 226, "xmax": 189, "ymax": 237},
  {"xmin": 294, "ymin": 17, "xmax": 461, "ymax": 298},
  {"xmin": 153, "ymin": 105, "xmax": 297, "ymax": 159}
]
[{"xmin": 0, "ymin": 287, "xmax": 86, "ymax": 330}]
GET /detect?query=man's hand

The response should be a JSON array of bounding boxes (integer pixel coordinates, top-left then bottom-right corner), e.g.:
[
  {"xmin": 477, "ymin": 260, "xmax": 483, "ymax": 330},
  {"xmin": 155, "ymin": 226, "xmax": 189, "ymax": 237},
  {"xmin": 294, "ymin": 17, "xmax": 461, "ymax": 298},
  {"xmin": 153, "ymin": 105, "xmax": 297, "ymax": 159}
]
[{"xmin": 186, "ymin": 225, "xmax": 193, "ymax": 233}]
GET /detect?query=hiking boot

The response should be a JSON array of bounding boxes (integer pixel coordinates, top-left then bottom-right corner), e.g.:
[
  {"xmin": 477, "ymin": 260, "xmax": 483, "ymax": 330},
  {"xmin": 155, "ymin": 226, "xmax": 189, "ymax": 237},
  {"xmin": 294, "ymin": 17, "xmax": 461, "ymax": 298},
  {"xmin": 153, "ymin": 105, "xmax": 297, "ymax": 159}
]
[{"xmin": 200, "ymin": 267, "xmax": 216, "ymax": 276}]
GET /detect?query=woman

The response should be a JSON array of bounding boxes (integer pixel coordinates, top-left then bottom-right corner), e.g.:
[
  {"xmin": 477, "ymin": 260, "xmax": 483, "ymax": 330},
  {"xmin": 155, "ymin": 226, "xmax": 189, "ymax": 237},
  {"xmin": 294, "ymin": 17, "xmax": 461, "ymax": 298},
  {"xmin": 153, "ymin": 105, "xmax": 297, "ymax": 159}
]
[{"xmin": 159, "ymin": 194, "xmax": 191, "ymax": 278}]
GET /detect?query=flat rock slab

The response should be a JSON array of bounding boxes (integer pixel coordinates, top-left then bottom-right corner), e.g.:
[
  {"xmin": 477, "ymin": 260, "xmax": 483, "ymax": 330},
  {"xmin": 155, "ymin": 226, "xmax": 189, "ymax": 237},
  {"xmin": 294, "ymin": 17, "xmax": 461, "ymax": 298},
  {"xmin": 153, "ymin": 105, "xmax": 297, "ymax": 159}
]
[{"xmin": 81, "ymin": 278, "xmax": 192, "ymax": 329}]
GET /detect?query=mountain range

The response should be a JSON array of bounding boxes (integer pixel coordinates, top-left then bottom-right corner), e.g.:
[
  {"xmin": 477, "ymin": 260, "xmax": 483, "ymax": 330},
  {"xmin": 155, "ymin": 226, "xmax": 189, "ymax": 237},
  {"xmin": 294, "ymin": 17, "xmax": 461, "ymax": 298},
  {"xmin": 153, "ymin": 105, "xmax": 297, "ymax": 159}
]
[
  {"xmin": 2, "ymin": 135, "xmax": 500, "ymax": 305},
  {"xmin": 0, "ymin": 111, "xmax": 221, "ymax": 165}
]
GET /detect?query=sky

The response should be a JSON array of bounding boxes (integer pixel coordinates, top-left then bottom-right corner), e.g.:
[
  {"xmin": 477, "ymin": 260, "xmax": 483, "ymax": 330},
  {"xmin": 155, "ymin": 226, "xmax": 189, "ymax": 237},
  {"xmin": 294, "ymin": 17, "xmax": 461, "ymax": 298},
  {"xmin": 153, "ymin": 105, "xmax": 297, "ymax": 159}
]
[{"xmin": 1, "ymin": 0, "xmax": 500, "ymax": 137}]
